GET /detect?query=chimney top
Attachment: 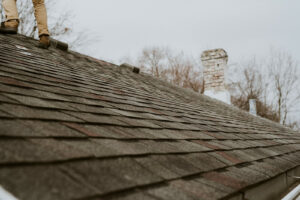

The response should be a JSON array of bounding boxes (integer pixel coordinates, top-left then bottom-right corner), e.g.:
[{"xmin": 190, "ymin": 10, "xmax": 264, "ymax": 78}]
[{"xmin": 201, "ymin": 49, "xmax": 228, "ymax": 62}]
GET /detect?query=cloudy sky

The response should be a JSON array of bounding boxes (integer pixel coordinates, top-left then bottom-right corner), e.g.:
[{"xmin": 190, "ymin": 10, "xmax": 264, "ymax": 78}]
[{"xmin": 63, "ymin": 0, "xmax": 300, "ymax": 64}]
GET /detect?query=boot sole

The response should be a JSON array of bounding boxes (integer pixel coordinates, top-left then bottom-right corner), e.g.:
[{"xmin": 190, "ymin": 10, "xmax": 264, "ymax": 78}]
[{"xmin": 0, "ymin": 27, "xmax": 18, "ymax": 34}]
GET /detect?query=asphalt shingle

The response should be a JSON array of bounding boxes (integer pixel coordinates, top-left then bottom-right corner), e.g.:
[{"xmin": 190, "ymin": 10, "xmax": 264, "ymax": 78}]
[{"xmin": 0, "ymin": 34, "xmax": 299, "ymax": 200}]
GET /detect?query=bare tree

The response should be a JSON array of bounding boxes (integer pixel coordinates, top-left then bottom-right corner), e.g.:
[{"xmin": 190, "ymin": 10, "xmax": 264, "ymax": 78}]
[
  {"xmin": 229, "ymin": 51, "xmax": 300, "ymax": 128},
  {"xmin": 267, "ymin": 49, "xmax": 300, "ymax": 125},
  {"xmin": 137, "ymin": 46, "xmax": 169, "ymax": 79},
  {"xmin": 167, "ymin": 52, "xmax": 204, "ymax": 93},
  {"xmin": 123, "ymin": 46, "xmax": 299, "ymax": 129},
  {"xmin": 133, "ymin": 46, "xmax": 204, "ymax": 93},
  {"xmin": 229, "ymin": 58, "xmax": 279, "ymax": 122},
  {"xmin": 229, "ymin": 58, "xmax": 266, "ymax": 100},
  {"xmin": 0, "ymin": 0, "xmax": 94, "ymax": 50}
]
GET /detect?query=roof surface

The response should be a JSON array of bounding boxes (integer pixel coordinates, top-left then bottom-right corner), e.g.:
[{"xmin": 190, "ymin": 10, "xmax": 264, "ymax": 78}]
[{"xmin": 0, "ymin": 34, "xmax": 300, "ymax": 200}]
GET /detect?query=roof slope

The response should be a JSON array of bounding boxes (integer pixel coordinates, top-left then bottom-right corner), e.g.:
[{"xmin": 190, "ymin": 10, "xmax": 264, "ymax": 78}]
[{"xmin": 0, "ymin": 34, "xmax": 300, "ymax": 200}]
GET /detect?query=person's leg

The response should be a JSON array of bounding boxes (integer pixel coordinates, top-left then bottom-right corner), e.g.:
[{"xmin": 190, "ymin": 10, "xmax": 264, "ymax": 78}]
[
  {"xmin": 0, "ymin": 0, "xmax": 19, "ymax": 34},
  {"xmin": 32, "ymin": 0, "xmax": 49, "ymax": 36},
  {"xmin": 3, "ymin": 0, "xmax": 19, "ymax": 21},
  {"xmin": 32, "ymin": 0, "xmax": 50, "ymax": 48}
]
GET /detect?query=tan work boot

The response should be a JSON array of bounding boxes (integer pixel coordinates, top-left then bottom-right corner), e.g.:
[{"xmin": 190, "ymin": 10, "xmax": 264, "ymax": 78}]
[
  {"xmin": 0, "ymin": 20, "xmax": 19, "ymax": 34},
  {"xmin": 38, "ymin": 34, "xmax": 50, "ymax": 49}
]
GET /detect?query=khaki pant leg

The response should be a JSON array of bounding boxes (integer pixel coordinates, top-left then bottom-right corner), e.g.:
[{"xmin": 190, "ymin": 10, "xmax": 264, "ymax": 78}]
[
  {"xmin": 32, "ymin": 0, "xmax": 49, "ymax": 36},
  {"xmin": 3, "ymin": 0, "xmax": 19, "ymax": 21}
]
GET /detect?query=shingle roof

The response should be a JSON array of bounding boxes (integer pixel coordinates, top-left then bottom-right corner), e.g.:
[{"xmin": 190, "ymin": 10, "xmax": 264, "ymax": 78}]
[{"xmin": 0, "ymin": 34, "xmax": 300, "ymax": 200}]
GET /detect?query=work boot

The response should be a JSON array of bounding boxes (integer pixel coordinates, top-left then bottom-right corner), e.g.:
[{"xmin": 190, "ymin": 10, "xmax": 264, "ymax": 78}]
[
  {"xmin": 38, "ymin": 34, "xmax": 50, "ymax": 49},
  {"xmin": 0, "ymin": 20, "xmax": 19, "ymax": 34}
]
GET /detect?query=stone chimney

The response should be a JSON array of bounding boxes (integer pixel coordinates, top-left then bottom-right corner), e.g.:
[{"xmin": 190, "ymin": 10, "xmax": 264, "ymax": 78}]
[{"xmin": 201, "ymin": 49, "xmax": 231, "ymax": 104}]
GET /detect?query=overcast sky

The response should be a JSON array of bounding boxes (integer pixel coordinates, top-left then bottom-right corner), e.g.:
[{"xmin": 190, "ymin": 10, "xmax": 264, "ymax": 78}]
[{"xmin": 63, "ymin": 0, "xmax": 300, "ymax": 64}]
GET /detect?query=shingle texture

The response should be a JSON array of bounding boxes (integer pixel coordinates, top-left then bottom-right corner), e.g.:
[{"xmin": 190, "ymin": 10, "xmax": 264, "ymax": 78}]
[{"xmin": 0, "ymin": 34, "xmax": 300, "ymax": 200}]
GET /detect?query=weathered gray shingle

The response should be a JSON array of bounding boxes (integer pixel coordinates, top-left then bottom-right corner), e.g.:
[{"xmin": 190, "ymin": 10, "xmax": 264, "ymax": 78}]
[{"xmin": 0, "ymin": 34, "xmax": 299, "ymax": 200}]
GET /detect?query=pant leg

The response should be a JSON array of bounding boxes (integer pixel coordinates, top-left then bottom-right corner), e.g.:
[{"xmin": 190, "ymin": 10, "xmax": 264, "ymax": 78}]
[
  {"xmin": 2, "ymin": 0, "xmax": 19, "ymax": 21},
  {"xmin": 32, "ymin": 0, "xmax": 49, "ymax": 36}
]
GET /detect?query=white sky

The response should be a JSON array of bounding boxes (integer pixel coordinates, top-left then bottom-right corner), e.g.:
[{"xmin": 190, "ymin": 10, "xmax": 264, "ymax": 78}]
[
  {"xmin": 63, "ymin": 0, "xmax": 300, "ymax": 64},
  {"xmin": 0, "ymin": 186, "xmax": 18, "ymax": 200}
]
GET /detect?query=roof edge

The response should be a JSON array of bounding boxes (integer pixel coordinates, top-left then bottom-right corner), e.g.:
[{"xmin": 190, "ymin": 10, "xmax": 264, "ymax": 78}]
[{"xmin": 227, "ymin": 165, "xmax": 300, "ymax": 200}]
